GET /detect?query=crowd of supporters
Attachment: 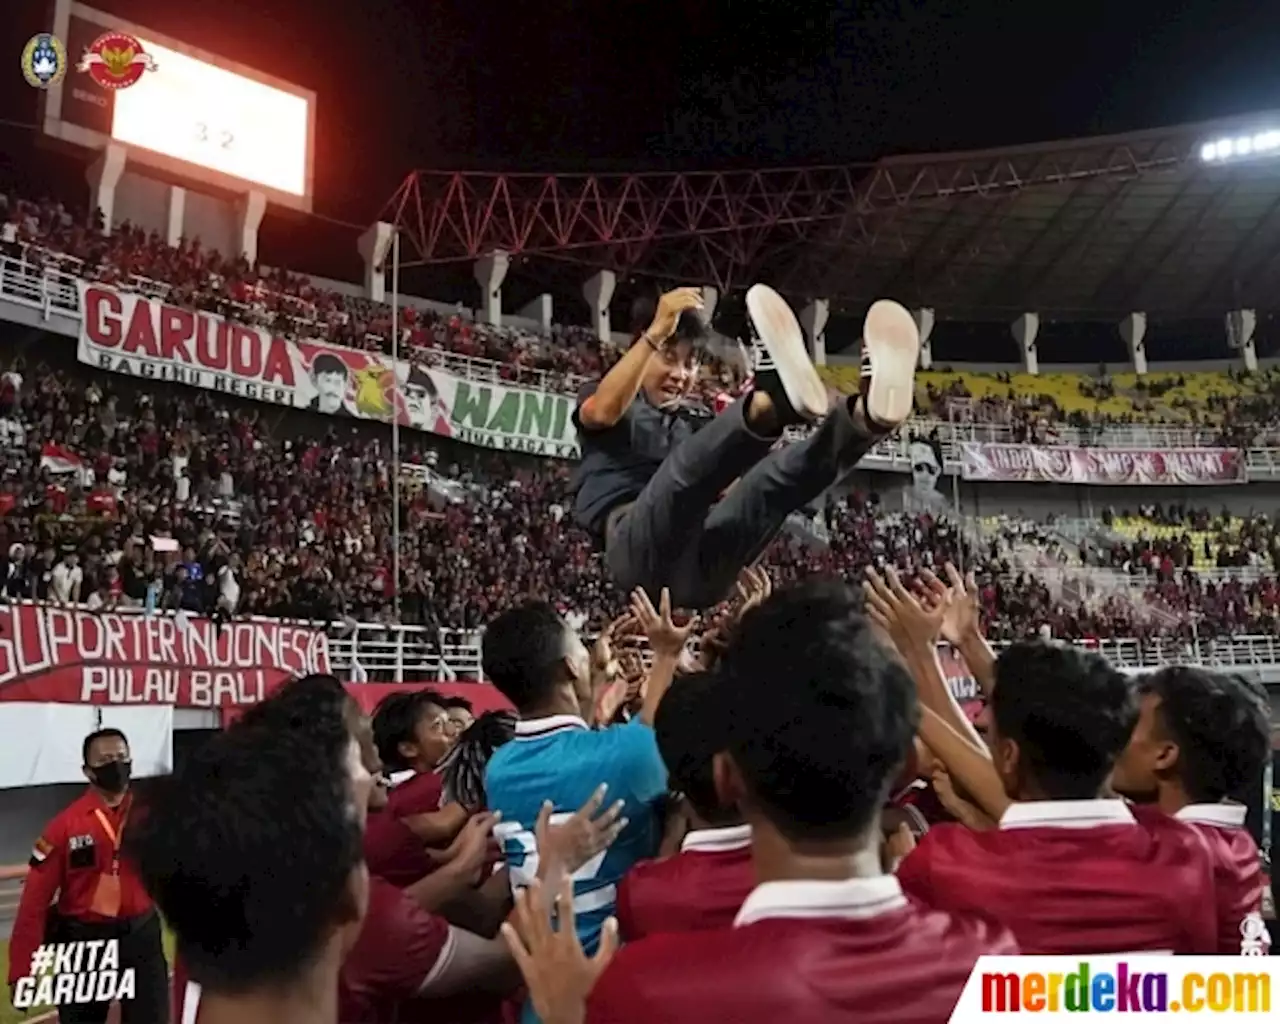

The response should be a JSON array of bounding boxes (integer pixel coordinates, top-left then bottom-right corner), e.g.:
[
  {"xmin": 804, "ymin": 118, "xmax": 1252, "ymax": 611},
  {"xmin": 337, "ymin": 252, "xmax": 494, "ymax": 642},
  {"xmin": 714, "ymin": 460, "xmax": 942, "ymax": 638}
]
[
  {"xmin": 67, "ymin": 564, "xmax": 1270, "ymax": 1023},
  {"xmin": 7, "ymin": 188, "xmax": 1280, "ymax": 440},
  {"xmin": 0, "ymin": 356, "xmax": 1275, "ymax": 643}
]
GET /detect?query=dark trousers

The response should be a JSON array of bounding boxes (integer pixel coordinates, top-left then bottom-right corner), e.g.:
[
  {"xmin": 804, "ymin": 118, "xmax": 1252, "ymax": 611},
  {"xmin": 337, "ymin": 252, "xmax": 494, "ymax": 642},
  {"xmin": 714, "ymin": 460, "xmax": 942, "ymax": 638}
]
[
  {"xmin": 606, "ymin": 396, "xmax": 877, "ymax": 608},
  {"xmin": 53, "ymin": 911, "xmax": 169, "ymax": 1024}
]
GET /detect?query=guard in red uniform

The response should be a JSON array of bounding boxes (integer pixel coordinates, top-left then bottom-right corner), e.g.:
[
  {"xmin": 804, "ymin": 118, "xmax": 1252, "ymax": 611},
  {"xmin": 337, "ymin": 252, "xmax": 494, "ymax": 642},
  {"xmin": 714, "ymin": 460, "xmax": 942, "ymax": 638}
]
[{"xmin": 7, "ymin": 728, "xmax": 169, "ymax": 1024}]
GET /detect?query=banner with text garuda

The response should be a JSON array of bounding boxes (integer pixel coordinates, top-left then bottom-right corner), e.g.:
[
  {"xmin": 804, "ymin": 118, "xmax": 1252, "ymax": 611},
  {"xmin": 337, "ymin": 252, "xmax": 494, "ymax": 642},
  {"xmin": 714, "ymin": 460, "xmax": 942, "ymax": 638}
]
[{"xmin": 77, "ymin": 284, "xmax": 581, "ymax": 459}]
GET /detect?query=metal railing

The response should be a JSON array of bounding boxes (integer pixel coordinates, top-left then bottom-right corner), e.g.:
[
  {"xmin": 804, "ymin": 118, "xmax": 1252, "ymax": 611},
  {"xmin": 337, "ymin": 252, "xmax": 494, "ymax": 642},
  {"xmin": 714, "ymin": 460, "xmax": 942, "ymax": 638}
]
[
  {"xmin": 5, "ymin": 254, "xmax": 1280, "ymax": 464},
  {"xmin": 332, "ymin": 622, "xmax": 1280, "ymax": 677}
]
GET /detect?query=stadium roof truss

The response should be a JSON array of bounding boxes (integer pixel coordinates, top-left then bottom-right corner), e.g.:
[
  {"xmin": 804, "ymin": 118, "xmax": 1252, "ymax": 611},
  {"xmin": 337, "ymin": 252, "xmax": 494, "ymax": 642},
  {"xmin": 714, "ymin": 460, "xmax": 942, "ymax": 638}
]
[{"xmin": 384, "ymin": 110, "xmax": 1280, "ymax": 319}]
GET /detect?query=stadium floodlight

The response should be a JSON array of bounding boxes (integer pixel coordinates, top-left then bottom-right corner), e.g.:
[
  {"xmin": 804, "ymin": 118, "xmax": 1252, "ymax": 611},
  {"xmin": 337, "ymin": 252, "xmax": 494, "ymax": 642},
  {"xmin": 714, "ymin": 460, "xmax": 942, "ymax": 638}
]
[{"xmin": 1200, "ymin": 130, "xmax": 1280, "ymax": 163}]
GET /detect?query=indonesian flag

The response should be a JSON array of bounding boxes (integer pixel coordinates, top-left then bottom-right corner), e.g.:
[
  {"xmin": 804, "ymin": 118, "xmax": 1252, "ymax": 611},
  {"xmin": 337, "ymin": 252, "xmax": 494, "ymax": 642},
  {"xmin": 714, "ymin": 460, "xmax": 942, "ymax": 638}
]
[{"xmin": 40, "ymin": 443, "xmax": 85, "ymax": 477}]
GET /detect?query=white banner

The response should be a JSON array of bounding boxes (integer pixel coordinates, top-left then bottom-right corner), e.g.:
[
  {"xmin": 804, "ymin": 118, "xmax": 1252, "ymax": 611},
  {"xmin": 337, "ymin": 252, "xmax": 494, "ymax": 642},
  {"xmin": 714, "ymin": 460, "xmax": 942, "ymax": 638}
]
[{"xmin": 77, "ymin": 283, "xmax": 581, "ymax": 458}]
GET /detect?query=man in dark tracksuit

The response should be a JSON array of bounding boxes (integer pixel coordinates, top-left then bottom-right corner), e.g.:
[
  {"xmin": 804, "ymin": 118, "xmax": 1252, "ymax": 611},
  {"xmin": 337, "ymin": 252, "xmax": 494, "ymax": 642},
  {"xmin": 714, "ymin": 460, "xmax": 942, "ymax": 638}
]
[{"xmin": 572, "ymin": 284, "xmax": 920, "ymax": 610}]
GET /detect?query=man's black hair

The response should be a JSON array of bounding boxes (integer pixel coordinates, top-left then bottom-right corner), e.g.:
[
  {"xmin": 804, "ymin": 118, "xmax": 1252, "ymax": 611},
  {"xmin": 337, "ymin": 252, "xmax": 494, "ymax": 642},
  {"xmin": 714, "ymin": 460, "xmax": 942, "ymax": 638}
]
[
  {"xmin": 440, "ymin": 710, "xmax": 518, "ymax": 809},
  {"xmin": 239, "ymin": 675, "xmax": 359, "ymax": 753},
  {"xmin": 440, "ymin": 695, "xmax": 475, "ymax": 713},
  {"xmin": 655, "ymin": 672, "xmax": 738, "ymax": 825},
  {"xmin": 991, "ymin": 642, "xmax": 1137, "ymax": 800},
  {"xmin": 312, "ymin": 353, "xmax": 346, "ymax": 377},
  {"xmin": 128, "ymin": 679, "xmax": 362, "ymax": 994},
  {"xmin": 371, "ymin": 689, "xmax": 445, "ymax": 773},
  {"xmin": 83, "ymin": 728, "xmax": 128, "ymax": 765},
  {"xmin": 718, "ymin": 580, "xmax": 918, "ymax": 843},
  {"xmin": 628, "ymin": 293, "xmax": 708, "ymax": 349},
  {"xmin": 482, "ymin": 602, "xmax": 573, "ymax": 712},
  {"xmin": 1140, "ymin": 666, "xmax": 1270, "ymax": 804}
]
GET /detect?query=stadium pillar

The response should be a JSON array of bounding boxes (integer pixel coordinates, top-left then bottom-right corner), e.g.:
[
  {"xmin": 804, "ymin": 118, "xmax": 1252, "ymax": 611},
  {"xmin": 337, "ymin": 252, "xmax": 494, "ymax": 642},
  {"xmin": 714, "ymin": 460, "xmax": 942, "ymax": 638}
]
[
  {"xmin": 164, "ymin": 187, "xmax": 186, "ymax": 248},
  {"xmin": 85, "ymin": 143, "xmax": 127, "ymax": 236},
  {"xmin": 699, "ymin": 286, "xmax": 719, "ymax": 326},
  {"xmin": 473, "ymin": 250, "xmax": 510, "ymax": 327},
  {"xmin": 518, "ymin": 294, "xmax": 554, "ymax": 333},
  {"xmin": 583, "ymin": 269, "xmax": 616, "ymax": 341},
  {"xmin": 1226, "ymin": 309, "xmax": 1259, "ymax": 372},
  {"xmin": 800, "ymin": 299, "xmax": 829, "ymax": 365},
  {"xmin": 913, "ymin": 308, "xmax": 936, "ymax": 369},
  {"xmin": 357, "ymin": 221, "xmax": 395, "ymax": 303},
  {"xmin": 1118, "ymin": 312, "xmax": 1148, "ymax": 375},
  {"xmin": 1011, "ymin": 312, "xmax": 1039, "ymax": 375},
  {"xmin": 235, "ymin": 190, "xmax": 267, "ymax": 266}
]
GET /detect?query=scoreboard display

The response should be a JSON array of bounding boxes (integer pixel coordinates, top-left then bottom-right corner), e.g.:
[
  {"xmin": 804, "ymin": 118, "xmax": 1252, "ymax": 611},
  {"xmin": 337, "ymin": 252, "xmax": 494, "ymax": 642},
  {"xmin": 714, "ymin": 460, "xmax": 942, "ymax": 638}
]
[{"xmin": 43, "ymin": 0, "xmax": 315, "ymax": 211}]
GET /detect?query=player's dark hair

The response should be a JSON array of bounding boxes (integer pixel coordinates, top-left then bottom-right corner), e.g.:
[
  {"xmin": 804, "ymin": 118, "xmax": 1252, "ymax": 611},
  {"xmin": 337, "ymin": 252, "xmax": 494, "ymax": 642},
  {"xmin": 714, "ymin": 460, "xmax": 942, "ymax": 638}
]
[
  {"xmin": 440, "ymin": 710, "xmax": 518, "ymax": 809},
  {"xmin": 440, "ymin": 695, "xmax": 475, "ymax": 713},
  {"xmin": 992, "ymin": 642, "xmax": 1136, "ymax": 800},
  {"xmin": 238, "ymin": 674, "xmax": 360, "ymax": 749},
  {"xmin": 718, "ymin": 580, "xmax": 918, "ymax": 843},
  {"xmin": 129, "ymin": 680, "xmax": 363, "ymax": 994},
  {"xmin": 482, "ymin": 602, "xmax": 573, "ymax": 711},
  {"xmin": 655, "ymin": 672, "xmax": 738, "ymax": 825},
  {"xmin": 371, "ymin": 689, "xmax": 445, "ymax": 773},
  {"xmin": 83, "ymin": 728, "xmax": 128, "ymax": 765},
  {"xmin": 1140, "ymin": 667, "xmax": 1270, "ymax": 804},
  {"xmin": 629, "ymin": 292, "xmax": 708, "ymax": 349}
]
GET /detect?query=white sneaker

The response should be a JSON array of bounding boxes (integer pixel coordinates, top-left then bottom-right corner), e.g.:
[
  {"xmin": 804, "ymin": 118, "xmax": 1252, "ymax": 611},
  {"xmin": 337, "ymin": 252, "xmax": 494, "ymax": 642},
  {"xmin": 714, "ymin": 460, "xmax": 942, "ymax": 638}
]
[
  {"xmin": 745, "ymin": 284, "xmax": 829, "ymax": 424},
  {"xmin": 859, "ymin": 300, "xmax": 920, "ymax": 431}
]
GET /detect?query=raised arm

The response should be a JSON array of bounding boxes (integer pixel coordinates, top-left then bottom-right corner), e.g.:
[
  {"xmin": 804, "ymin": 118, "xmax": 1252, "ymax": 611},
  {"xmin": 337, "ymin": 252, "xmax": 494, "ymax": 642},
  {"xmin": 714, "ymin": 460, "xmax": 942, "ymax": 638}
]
[{"xmin": 577, "ymin": 288, "xmax": 703, "ymax": 430}]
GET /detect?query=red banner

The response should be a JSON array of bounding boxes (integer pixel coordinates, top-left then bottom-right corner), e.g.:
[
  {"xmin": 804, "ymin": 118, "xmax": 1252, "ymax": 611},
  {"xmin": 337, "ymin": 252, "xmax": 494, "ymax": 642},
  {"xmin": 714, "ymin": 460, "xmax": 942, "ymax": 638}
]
[
  {"xmin": 220, "ymin": 682, "xmax": 513, "ymax": 727},
  {"xmin": 0, "ymin": 606, "xmax": 330, "ymax": 708},
  {"xmin": 959, "ymin": 442, "xmax": 1246, "ymax": 485}
]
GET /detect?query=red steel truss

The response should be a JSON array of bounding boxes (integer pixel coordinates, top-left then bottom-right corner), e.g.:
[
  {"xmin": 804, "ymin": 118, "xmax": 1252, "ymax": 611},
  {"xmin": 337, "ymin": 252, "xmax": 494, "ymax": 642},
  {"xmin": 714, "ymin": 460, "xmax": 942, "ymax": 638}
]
[{"xmin": 382, "ymin": 131, "xmax": 1197, "ymax": 297}]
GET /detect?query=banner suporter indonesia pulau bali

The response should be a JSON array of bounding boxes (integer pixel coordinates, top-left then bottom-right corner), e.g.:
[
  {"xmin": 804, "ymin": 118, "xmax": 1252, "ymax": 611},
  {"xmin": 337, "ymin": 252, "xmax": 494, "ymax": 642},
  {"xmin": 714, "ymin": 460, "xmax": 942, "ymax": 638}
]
[
  {"xmin": 959, "ymin": 442, "xmax": 1246, "ymax": 485},
  {"xmin": 76, "ymin": 283, "xmax": 581, "ymax": 458},
  {"xmin": 0, "ymin": 605, "xmax": 330, "ymax": 708}
]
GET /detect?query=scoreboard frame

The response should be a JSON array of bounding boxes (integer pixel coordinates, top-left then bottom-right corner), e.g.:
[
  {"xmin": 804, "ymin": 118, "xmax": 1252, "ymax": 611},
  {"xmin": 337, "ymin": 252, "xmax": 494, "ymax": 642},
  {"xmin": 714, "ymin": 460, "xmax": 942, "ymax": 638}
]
[{"xmin": 40, "ymin": 0, "xmax": 317, "ymax": 213}]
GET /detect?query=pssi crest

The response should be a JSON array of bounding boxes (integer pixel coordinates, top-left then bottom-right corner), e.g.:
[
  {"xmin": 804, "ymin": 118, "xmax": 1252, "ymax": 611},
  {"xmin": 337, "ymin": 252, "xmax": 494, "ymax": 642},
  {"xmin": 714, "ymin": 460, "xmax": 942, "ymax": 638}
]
[{"xmin": 77, "ymin": 31, "xmax": 157, "ymax": 90}]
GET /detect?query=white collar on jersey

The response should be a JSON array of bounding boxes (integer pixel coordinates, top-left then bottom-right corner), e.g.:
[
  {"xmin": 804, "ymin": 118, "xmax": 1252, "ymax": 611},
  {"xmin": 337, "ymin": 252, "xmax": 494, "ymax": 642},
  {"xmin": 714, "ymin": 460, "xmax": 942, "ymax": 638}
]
[
  {"xmin": 1175, "ymin": 803, "xmax": 1248, "ymax": 828},
  {"xmin": 999, "ymin": 798, "xmax": 1136, "ymax": 830},
  {"xmin": 734, "ymin": 875, "xmax": 907, "ymax": 928},
  {"xmin": 513, "ymin": 714, "xmax": 590, "ymax": 739},
  {"xmin": 681, "ymin": 824, "xmax": 752, "ymax": 854},
  {"xmin": 386, "ymin": 769, "xmax": 416, "ymax": 787}
]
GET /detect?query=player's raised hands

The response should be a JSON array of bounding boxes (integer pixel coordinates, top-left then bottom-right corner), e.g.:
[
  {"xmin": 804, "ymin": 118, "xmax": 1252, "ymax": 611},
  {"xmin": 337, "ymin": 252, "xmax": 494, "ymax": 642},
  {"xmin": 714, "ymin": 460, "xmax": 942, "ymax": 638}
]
[
  {"xmin": 536, "ymin": 783, "xmax": 628, "ymax": 880},
  {"xmin": 647, "ymin": 287, "xmax": 705, "ymax": 344},
  {"xmin": 927, "ymin": 563, "xmax": 982, "ymax": 646},
  {"xmin": 502, "ymin": 877, "xmax": 618, "ymax": 1024},
  {"xmin": 863, "ymin": 565, "xmax": 945, "ymax": 655},
  {"xmin": 733, "ymin": 564, "xmax": 772, "ymax": 617},
  {"xmin": 630, "ymin": 587, "xmax": 697, "ymax": 658}
]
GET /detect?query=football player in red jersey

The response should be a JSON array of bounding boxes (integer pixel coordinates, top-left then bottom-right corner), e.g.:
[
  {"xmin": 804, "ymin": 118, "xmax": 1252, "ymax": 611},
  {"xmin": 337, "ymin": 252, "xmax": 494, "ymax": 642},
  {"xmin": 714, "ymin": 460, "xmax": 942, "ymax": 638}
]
[
  {"xmin": 373, "ymin": 690, "xmax": 455, "ymax": 816},
  {"xmin": 1110, "ymin": 666, "xmax": 1271, "ymax": 953},
  {"xmin": 503, "ymin": 581, "xmax": 1018, "ymax": 1024},
  {"xmin": 896, "ymin": 642, "xmax": 1219, "ymax": 955},
  {"xmin": 136, "ymin": 676, "xmax": 374, "ymax": 1024},
  {"xmin": 343, "ymin": 704, "xmax": 625, "ymax": 1024},
  {"xmin": 615, "ymin": 672, "xmax": 754, "ymax": 940}
]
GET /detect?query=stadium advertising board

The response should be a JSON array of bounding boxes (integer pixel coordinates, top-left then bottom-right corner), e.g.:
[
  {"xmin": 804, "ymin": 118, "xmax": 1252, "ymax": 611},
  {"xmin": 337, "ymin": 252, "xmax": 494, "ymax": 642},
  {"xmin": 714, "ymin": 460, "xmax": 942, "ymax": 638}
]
[
  {"xmin": 0, "ymin": 605, "xmax": 329, "ymax": 708},
  {"xmin": 77, "ymin": 284, "xmax": 580, "ymax": 458},
  {"xmin": 959, "ymin": 441, "xmax": 1246, "ymax": 486}
]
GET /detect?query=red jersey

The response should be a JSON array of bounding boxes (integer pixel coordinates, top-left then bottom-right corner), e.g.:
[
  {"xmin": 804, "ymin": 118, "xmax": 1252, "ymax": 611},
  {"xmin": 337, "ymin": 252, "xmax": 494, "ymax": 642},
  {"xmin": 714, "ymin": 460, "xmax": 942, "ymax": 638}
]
[
  {"xmin": 587, "ymin": 875, "xmax": 1017, "ymax": 1024},
  {"xmin": 616, "ymin": 824, "xmax": 755, "ymax": 941},
  {"xmin": 1175, "ymin": 803, "xmax": 1268, "ymax": 954},
  {"xmin": 388, "ymin": 769, "xmax": 445, "ymax": 816},
  {"xmin": 897, "ymin": 799, "xmax": 1218, "ymax": 955},
  {"xmin": 9, "ymin": 789, "xmax": 153, "ymax": 983},
  {"xmin": 339, "ymin": 875, "xmax": 503, "ymax": 1024},
  {"xmin": 364, "ymin": 807, "xmax": 437, "ymax": 887}
]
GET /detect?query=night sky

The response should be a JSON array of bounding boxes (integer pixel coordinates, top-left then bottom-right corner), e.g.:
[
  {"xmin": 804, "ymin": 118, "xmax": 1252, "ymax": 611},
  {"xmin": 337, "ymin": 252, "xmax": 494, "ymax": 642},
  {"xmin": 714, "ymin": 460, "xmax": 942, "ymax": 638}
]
[{"xmin": 3, "ymin": 0, "xmax": 1280, "ymax": 350}]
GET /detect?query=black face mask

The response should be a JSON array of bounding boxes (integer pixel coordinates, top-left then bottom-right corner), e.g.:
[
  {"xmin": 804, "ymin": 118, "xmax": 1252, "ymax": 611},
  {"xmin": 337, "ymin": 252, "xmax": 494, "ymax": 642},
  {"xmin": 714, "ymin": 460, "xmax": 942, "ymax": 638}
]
[{"xmin": 90, "ymin": 760, "xmax": 131, "ymax": 794}]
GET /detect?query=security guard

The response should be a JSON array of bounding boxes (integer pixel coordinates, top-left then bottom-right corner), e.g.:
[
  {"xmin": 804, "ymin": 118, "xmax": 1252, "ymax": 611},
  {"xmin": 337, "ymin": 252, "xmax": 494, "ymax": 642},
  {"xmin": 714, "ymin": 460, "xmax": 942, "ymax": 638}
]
[{"xmin": 7, "ymin": 728, "xmax": 169, "ymax": 1023}]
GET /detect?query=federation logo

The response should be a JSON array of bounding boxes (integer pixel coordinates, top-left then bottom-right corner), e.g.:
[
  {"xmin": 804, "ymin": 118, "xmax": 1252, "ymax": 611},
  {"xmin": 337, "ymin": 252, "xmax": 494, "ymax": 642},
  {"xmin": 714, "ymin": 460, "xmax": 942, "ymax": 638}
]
[
  {"xmin": 21, "ymin": 34, "xmax": 67, "ymax": 89},
  {"xmin": 76, "ymin": 32, "xmax": 156, "ymax": 90}
]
